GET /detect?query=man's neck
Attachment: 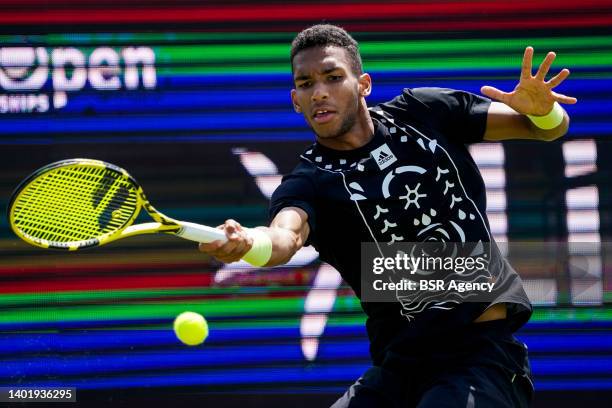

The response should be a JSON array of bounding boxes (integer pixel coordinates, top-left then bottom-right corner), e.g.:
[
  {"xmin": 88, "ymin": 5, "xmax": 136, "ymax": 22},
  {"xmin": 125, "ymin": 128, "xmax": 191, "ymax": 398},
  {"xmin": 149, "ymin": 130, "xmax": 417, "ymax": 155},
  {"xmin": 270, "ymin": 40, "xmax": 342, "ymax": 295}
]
[{"xmin": 316, "ymin": 108, "xmax": 375, "ymax": 151}]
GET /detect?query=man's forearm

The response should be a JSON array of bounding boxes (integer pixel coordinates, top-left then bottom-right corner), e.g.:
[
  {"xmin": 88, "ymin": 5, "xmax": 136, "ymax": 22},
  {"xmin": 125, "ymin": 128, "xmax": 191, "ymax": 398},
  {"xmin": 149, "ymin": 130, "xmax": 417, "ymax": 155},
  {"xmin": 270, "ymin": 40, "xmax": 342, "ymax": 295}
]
[
  {"xmin": 256, "ymin": 226, "xmax": 303, "ymax": 267},
  {"xmin": 483, "ymin": 101, "xmax": 571, "ymax": 142}
]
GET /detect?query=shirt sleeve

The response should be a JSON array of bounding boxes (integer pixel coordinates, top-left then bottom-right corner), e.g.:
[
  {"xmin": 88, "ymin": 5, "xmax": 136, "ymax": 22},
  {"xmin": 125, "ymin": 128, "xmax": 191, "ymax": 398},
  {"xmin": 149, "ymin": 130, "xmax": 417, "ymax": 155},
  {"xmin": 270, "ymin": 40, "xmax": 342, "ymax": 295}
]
[
  {"xmin": 269, "ymin": 172, "xmax": 317, "ymax": 247},
  {"xmin": 395, "ymin": 87, "xmax": 491, "ymax": 144}
]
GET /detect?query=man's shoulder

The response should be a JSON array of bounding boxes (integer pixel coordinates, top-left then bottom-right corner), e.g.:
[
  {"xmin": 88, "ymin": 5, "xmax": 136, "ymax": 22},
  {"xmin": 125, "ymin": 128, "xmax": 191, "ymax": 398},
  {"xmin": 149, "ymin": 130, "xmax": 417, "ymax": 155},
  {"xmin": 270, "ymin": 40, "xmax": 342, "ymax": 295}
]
[
  {"xmin": 271, "ymin": 153, "xmax": 318, "ymax": 205},
  {"xmin": 379, "ymin": 87, "xmax": 460, "ymax": 109},
  {"xmin": 373, "ymin": 87, "xmax": 456, "ymax": 127},
  {"xmin": 281, "ymin": 149, "xmax": 319, "ymax": 181}
]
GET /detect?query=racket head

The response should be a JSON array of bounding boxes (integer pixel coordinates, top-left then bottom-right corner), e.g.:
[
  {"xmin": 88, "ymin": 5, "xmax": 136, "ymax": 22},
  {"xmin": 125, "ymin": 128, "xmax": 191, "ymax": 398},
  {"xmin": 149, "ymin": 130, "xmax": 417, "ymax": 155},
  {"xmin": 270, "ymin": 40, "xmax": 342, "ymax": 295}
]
[{"xmin": 8, "ymin": 159, "xmax": 144, "ymax": 250}]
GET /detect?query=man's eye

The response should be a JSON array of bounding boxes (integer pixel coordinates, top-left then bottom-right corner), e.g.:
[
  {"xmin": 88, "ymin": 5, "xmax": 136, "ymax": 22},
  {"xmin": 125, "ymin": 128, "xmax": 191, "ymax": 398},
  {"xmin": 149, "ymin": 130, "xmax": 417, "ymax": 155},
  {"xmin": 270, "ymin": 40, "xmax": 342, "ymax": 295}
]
[
  {"xmin": 298, "ymin": 82, "xmax": 311, "ymax": 88},
  {"xmin": 329, "ymin": 75, "xmax": 342, "ymax": 81}
]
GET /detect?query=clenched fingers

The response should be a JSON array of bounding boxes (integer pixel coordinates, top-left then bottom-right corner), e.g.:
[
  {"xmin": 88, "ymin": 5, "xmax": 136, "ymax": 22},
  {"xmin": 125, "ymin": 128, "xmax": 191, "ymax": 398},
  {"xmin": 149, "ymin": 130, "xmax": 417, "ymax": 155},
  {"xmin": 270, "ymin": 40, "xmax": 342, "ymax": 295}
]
[{"xmin": 198, "ymin": 219, "xmax": 252, "ymax": 263}]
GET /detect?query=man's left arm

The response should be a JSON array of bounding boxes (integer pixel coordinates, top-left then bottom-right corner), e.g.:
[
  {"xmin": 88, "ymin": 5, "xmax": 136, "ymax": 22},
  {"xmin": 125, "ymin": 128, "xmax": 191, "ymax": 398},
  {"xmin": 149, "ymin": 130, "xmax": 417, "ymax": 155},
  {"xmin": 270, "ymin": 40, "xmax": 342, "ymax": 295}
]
[{"xmin": 480, "ymin": 46, "xmax": 577, "ymax": 142}]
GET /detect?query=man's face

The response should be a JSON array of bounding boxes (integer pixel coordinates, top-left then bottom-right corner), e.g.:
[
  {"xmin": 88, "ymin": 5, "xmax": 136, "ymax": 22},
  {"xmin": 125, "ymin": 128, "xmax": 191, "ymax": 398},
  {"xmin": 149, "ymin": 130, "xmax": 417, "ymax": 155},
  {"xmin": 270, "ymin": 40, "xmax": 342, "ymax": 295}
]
[{"xmin": 291, "ymin": 46, "xmax": 363, "ymax": 140}]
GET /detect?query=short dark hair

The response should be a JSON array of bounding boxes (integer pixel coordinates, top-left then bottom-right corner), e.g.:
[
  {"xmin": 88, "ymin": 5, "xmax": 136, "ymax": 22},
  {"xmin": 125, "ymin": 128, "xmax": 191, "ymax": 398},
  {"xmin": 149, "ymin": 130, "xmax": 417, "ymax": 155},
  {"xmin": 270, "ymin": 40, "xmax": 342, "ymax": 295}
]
[{"xmin": 290, "ymin": 24, "xmax": 363, "ymax": 76}]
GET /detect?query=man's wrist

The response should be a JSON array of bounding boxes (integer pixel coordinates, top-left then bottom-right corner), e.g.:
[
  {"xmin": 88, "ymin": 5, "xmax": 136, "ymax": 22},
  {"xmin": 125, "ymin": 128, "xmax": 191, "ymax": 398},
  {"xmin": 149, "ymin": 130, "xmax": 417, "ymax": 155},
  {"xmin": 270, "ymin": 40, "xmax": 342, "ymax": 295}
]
[
  {"xmin": 527, "ymin": 102, "xmax": 564, "ymax": 130},
  {"xmin": 242, "ymin": 228, "xmax": 273, "ymax": 267}
]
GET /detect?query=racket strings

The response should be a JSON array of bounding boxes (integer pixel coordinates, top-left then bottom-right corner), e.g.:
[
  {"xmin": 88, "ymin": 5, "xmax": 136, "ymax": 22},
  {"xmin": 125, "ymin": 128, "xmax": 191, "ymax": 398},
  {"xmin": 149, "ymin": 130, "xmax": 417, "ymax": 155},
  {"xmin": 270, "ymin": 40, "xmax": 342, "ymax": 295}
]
[
  {"xmin": 16, "ymin": 176, "xmax": 135, "ymax": 241},
  {"xmin": 24, "ymin": 171, "xmax": 135, "ymax": 222},
  {"xmin": 47, "ymin": 168, "xmax": 138, "ymax": 233},
  {"xmin": 18, "ymin": 171, "xmax": 128, "ymax": 223},
  {"xmin": 16, "ymin": 179, "xmax": 130, "ymax": 223},
  {"xmin": 12, "ymin": 165, "xmax": 139, "ymax": 243},
  {"xmin": 15, "ymin": 184, "xmax": 125, "ymax": 241}
]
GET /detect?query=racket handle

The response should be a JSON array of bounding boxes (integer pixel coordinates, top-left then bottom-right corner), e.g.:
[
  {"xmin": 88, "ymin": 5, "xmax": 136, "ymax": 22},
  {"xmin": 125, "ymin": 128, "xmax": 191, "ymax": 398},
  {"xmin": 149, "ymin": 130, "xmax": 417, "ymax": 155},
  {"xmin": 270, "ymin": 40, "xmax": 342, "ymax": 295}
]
[{"xmin": 177, "ymin": 222, "xmax": 228, "ymax": 243}]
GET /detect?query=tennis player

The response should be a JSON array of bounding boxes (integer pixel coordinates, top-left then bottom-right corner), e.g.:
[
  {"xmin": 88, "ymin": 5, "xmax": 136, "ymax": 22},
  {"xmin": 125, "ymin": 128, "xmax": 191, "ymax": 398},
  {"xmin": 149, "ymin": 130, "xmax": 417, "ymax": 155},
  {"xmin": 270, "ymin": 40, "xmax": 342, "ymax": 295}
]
[{"xmin": 199, "ymin": 24, "xmax": 576, "ymax": 407}]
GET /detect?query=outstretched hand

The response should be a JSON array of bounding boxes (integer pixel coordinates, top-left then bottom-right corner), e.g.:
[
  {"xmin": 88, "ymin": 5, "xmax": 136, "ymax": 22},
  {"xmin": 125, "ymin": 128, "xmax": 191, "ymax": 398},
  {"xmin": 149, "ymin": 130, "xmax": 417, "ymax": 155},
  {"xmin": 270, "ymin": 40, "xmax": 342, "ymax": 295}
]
[{"xmin": 481, "ymin": 46, "xmax": 577, "ymax": 116}]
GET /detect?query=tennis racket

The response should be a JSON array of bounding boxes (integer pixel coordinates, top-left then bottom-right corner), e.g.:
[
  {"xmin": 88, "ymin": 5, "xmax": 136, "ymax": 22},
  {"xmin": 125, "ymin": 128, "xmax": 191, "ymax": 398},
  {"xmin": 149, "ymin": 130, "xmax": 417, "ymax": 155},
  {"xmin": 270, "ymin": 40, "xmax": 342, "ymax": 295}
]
[{"xmin": 8, "ymin": 158, "xmax": 228, "ymax": 250}]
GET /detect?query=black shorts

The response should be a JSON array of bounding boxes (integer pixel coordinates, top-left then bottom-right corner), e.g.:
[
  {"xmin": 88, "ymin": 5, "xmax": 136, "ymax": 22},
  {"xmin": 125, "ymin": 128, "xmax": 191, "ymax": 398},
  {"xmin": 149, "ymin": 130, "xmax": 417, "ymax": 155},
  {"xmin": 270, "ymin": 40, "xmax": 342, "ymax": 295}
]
[{"xmin": 331, "ymin": 320, "xmax": 534, "ymax": 408}]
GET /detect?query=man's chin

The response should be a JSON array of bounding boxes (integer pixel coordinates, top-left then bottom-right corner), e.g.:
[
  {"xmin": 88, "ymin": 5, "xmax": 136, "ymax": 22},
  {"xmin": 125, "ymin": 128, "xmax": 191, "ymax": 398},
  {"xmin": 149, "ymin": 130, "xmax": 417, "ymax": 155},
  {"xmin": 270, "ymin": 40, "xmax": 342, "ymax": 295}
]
[
  {"xmin": 310, "ymin": 123, "xmax": 339, "ymax": 140},
  {"xmin": 315, "ymin": 130, "xmax": 343, "ymax": 140},
  {"xmin": 308, "ymin": 116, "xmax": 353, "ymax": 140}
]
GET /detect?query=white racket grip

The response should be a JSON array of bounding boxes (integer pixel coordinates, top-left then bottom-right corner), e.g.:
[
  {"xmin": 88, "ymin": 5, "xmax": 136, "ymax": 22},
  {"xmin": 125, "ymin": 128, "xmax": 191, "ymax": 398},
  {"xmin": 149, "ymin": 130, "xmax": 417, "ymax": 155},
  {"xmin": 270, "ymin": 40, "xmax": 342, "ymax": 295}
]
[{"xmin": 176, "ymin": 222, "xmax": 227, "ymax": 243}]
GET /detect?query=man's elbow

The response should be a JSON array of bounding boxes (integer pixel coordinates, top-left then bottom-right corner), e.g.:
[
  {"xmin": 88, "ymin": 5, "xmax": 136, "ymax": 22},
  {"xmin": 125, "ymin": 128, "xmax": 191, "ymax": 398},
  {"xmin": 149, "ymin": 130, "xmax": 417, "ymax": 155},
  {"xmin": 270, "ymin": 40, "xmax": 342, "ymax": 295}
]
[{"xmin": 283, "ymin": 230, "xmax": 303, "ymax": 263}]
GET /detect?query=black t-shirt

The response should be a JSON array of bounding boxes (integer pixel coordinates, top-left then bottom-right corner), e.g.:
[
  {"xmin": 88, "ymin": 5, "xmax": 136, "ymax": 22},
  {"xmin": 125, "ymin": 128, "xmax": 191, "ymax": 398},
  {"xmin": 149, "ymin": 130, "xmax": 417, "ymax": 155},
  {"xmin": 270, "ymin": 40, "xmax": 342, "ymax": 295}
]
[{"xmin": 270, "ymin": 87, "xmax": 532, "ymax": 365}]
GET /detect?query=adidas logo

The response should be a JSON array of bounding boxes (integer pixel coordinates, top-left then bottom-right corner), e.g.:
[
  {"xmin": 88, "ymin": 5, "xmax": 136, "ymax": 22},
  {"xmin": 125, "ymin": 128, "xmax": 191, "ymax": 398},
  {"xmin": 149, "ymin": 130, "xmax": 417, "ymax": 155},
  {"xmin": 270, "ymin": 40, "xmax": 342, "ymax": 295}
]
[
  {"xmin": 370, "ymin": 143, "xmax": 397, "ymax": 170},
  {"xmin": 377, "ymin": 150, "xmax": 390, "ymax": 161}
]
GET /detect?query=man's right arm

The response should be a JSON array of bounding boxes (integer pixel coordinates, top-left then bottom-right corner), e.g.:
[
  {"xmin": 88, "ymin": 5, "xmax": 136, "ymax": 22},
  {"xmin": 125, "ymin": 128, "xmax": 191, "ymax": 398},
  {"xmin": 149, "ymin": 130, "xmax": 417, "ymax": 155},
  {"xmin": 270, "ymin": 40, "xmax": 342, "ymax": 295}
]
[{"xmin": 198, "ymin": 206, "xmax": 310, "ymax": 267}]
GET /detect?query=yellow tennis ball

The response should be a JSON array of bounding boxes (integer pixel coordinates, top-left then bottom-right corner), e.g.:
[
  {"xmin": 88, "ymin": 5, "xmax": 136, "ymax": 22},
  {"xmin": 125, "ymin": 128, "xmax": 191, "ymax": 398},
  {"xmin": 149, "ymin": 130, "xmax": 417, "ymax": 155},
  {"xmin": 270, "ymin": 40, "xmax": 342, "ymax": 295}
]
[{"xmin": 173, "ymin": 311, "xmax": 208, "ymax": 346}]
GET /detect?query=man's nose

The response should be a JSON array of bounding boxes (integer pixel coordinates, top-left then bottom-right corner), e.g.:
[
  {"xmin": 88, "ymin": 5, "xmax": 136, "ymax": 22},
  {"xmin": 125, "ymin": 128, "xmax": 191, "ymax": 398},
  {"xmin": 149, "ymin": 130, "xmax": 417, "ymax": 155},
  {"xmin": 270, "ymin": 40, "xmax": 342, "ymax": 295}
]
[{"xmin": 311, "ymin": 83, "xmax": 329, "ymax": 102}]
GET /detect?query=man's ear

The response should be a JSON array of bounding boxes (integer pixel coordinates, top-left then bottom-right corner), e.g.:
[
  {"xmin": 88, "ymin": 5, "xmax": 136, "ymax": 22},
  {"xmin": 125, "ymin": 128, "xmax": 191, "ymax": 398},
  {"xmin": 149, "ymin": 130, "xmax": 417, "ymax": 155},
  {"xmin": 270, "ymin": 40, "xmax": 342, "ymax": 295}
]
[
  {"xmin": 358, "ymin": 73, "xmax": 372, "ymax": 97},
  {"xmin": 290, "ymin": 88, "xmax": 301, "ymax": 113}
]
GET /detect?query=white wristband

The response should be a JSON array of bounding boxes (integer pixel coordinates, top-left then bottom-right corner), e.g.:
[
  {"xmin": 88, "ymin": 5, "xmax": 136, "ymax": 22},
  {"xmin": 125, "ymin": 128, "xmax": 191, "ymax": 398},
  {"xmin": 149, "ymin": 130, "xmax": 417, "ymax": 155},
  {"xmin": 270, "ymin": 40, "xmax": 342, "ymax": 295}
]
[
  {"xmin": 527, "ymin": 102, "xmax": 564, "ymax": 130},
  {"xmin": 242, "ymin": 228, "xmax": 272, "ymax": 267}
]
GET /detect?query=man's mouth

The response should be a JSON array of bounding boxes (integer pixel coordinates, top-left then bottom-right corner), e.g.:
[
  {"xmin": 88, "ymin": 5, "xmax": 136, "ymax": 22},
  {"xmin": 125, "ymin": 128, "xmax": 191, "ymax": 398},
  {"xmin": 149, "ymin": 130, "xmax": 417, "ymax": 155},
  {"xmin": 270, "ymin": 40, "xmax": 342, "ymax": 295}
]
[{"xmin": 312, "ymin": 109, "xmax": 336, "ymax": 124}]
